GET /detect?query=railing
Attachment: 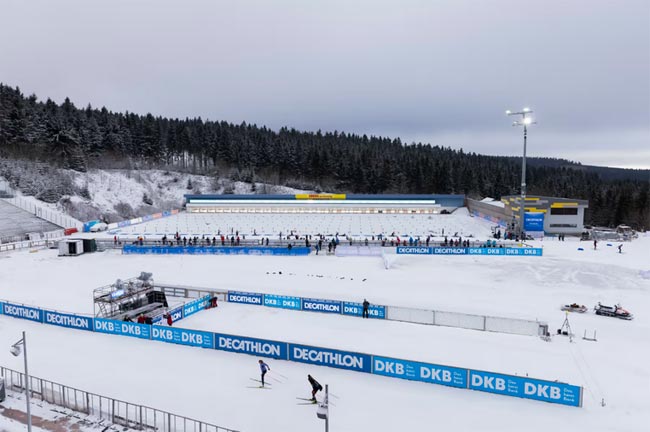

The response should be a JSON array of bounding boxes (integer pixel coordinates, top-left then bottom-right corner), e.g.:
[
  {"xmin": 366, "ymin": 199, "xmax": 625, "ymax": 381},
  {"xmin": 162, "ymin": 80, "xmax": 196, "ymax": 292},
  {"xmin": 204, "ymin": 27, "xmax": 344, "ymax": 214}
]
[
  {"xmin": 0, "ymin": 366, "xmax": 239, "ymax": 432},
  {"xmin": 3, "ymin": 197, "xmax": 83, "ymax": 229},
  {"xmin": 0, "ymin": 238, "xmax": 58, "ymax": 253}
]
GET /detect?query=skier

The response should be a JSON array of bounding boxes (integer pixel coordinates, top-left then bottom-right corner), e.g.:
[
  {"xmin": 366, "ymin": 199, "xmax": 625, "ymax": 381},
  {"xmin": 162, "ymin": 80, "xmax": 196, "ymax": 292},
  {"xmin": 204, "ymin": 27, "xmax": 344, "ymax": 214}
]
[
  {"xmin": 618, "ymin": 244, "xmax": 622, "ymax": 254},
  {"xmin": 307, "ymin": 375, "xmax": 323, "ymax": 402},
  {"xmin": 258, "ymin": 360, "xmax": 271, "ymax": 387},
  {"xmin": 362, "ymin": 299, "xmax": 370, "ymax": 318},
  {"xmin": 593, "ymin": 239, "xmax": 597, "ymax": 250},
  {"xmin": 166, "ymin": 313, "xmax": 173, "ymax": 326}
]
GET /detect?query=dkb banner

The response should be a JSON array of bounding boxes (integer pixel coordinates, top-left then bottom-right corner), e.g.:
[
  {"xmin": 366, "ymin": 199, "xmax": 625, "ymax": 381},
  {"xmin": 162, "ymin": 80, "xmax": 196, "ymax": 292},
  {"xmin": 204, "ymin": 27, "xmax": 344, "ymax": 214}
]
[
  {"xmin": 263, "ymin": 294, "xmax": 302, "ymax": 310},
  {"xmin": 373, "ymin": 356, "xmax": 467, "ymax": 388},
  {"xmin": 343, "ymin": 302, "xmax": 386, "ymax": 319},
  {"xmin": 94, "ymin": 318, "xmax": 151, "ymax": 340},
  {"xmin": 469, "ymin": 370, "xmax": 582, "ymax": 407},
  {"xmin": 152, "ymin": 326, "xmax": 214, "ymax": 349}
]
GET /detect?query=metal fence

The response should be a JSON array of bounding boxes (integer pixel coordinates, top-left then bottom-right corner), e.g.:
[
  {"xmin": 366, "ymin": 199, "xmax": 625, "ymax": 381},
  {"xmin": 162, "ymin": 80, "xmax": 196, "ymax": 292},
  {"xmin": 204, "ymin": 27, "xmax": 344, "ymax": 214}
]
[
  {"xmin": 0, "ymin": 366, "xmax": 239, "ymax": 432},
  {"xmin": 3, "ymin": 197, "xmax": 83, "ymax": 229},
  {"xmin": 0, "ymin": 238, "xmax": 60, "ymax": 253}
]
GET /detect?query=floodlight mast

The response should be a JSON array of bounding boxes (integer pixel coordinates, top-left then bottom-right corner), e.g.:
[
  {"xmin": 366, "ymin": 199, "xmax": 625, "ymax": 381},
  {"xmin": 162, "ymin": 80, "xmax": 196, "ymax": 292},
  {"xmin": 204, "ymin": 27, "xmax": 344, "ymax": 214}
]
[{"xmin": 506, "ymin": 108, "xmax": 536, "ymax": 241}]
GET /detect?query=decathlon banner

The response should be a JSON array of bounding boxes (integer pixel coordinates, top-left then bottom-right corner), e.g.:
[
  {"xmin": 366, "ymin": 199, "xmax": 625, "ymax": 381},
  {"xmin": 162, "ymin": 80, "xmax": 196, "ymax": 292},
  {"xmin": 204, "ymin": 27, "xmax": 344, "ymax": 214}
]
[
  {"xmin": 469, "ymin": 370, "xmax": 582, "ymax": 407},
  {"xmin": 397, "ymin": 246, "xmax": 433, "ymax": 255},
  {"xmin": 263, "ymin": 294, "xmax": 301, "ymax": 310},
  {"xmin": 228, "ymin": 291, "xmax": 263, "ymax": 305},
  {"xmin": 373, "ymin": 356, "xmax": 467, "ymax": 388},
  {"xmin": 524, "ymin": 212, "xmax": 545, "ymax": 232},
  {"xmin": 152, "ymin": 326, "xmax": 214, "ymax": 349},
  {"xmin": 214, "ymin": 333, "xmax": 288, "ymax": 359},
  {"xmin": 3, "ymin": 302, "xmax": 43, "ymax": 323},
  {"xmin": 183, "ymin": 295, "xmax": 210, "ymax": 318},
  {"xmin": 301, "ymin": 298, "xmax": 342, "ymax": 314},
  {"xmin": 44, "ymin": 310, "xmax": 93, "ymax": 331},
  {"xmin": 94, "ymin": 318, "xmax": 151, "ymax": 340},
  {"xmin": 289, "ymin": 343, "xmax": 372, "ymax": 373},
  {"xmin": 343, "ymin": 302, "xmax": 386, "ymax": 319}
]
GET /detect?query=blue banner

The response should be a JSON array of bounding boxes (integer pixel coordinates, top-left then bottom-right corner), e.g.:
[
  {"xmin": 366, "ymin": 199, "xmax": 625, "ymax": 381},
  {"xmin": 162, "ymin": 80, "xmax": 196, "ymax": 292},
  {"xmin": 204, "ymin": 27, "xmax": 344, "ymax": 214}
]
[
  {"xmin": 122, "ymin": 245, "xmax": 311, "ymax": 256},
  {"xmin": 44, "ymin": 310, "xmax": 93, "ymax": 331},
  {"xmin": 214, "ymin": 333, "xmax": 288, "ymax": 359},
  {"xmin": 397, "ymin": 246, "xmax": 433, "ymax": 255},
  {"xmin": 263, "ymin": 294, "xmax": 302, "ymax": 310},
  {"xmin": 0, "ymin": 301, "xmax": 3, "ymax": 315},
  {"xmin": 469, "ymin": 370, "xmax": 581, "ymax": 407},
  {"xmin": 301, "ymin": 298, "xmax": 342, "ymax": 314},
  {"xmin": 289, "ymin": 343, "xmax": 371, "ymax": 373},
  {"xmin": 3, "ymin": 303, "xmax": 43, "ymax": 323},
  {"xmin": 228, "ymin": 291, "xmax": 263, "ymax": 306},
  {"xmin": 373, "ymin": 356, "xmax": 467, "ymax": 388},
  {"xmin": 152, "ymin": 326, "xmax": 214, "ymax": 349},
  {"xmin": 524, "ymin": 212, "xmax": 545, "ymax": 232},
  {"xmin": 342, "ymin": 302, "xmax": 386, "ymax": 319},
  {"xmin": 94, "ymin": 318, "xmax": 151, "ymax": 340},
  {"xmin": 183, "ymin": 296, "xmax": 210, "ymax": 318}
]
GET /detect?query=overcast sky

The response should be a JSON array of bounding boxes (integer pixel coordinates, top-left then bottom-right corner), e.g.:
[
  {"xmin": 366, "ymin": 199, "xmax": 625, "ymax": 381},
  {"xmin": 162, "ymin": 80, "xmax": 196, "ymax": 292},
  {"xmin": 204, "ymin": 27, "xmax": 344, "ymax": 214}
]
[{"xmin": 1, "ymin": 0, "xmax": 648, "ymax": 168}]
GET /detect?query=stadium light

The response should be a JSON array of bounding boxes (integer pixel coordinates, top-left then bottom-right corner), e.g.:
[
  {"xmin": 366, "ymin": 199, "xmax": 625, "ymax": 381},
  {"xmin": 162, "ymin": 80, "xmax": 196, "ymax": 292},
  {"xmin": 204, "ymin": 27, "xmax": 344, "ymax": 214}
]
[
  {"xmin": 506, "ymin": 107, "xmax": 536, "ymax": 241},
  {"xmin": 10, "ymin": 331, "xmax": 32, "ymax": 432}
]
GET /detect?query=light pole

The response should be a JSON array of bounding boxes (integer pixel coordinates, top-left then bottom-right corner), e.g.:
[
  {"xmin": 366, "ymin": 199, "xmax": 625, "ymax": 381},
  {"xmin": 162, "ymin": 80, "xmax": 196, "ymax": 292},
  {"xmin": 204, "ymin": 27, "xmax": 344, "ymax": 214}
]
[
  {"xmin": 506, "ymin": 108, "xmax": 536, "ymax": 241},
  {"xmin": 10, "ymin": 331, "xmax": 32, "ymax": 432}
]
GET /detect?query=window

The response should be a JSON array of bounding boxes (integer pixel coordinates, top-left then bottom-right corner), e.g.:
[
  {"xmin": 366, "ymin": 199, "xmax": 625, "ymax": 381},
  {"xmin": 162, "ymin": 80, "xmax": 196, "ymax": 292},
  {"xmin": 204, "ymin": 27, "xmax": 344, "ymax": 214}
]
[
  {"xmin": 550, "ymin": 207, "xmax": 578, "ymax": 215},
  {"xmin": 550, "ymin": 223, "xmax": 577, "ymax": 228}
]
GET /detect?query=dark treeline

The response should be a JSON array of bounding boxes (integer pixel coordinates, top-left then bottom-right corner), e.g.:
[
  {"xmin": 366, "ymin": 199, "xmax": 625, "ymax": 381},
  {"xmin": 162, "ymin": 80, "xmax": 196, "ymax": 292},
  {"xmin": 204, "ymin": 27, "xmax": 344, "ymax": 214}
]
[{"xmin": 0, "ymin": 84, "xmax": 648, "ymax": 229}]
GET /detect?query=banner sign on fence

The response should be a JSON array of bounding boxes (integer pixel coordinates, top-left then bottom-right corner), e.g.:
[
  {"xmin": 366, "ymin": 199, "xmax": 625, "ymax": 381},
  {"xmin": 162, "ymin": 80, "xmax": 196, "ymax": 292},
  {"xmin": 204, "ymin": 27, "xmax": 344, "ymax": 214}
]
[
  {"xmin": 3, "ymin": 302, "xmax": 43, "ymax": 323},
  {"xmin": 152, "ymin": 326, "xmax": 214, "ymax": 349},
  {"xmin": 94, "ymin": 318, "xmax": 151, "ymax": 340},
  {"xmin": 263, "ymin": 294, "xmax": 302, "ymax": 310},
  {"xmin": 0, "ymin": 301, "xmax": 3, "ymax": 315},
  {"xmin": 183, "ymin": 296, "xmax": 210, "ymax": 318},
  {"xmin": 373, "ymin": 356, "xmax": 467, "ymax": 388},
  {"xmin": 228, "ymin": 291, "xmax": 263, "ymax": 306},
  {"xmin": 214, "ymin": 333, "xmax": 288, "ymax": 359},
  {"xmin": 397, "ymin": 247, "xmax": 433, "ymax": 255},
  {"xmin": 301, "ymin": 298, "xmax": 342, "ymax": 314},
  {"xmin": 289, "ymin": 343, "xmax": 371, "ymax": 373},
  {"xmin": 343, "ymin": 302, "xmax": 386, "ymax": 319},
  {"xmin": 469, "ymin": 370, "xmax": 582, "ymax": 407},
  {"xmin": 396, "ymin": 247, "xmax": 542, "ymax": 256},
  {"xmin": 44, "ymin": 310, "xmax": 93, "ymax": 331},
  {"xmin": 122, "ymin": 245, "xmax": 311, "ymax": 256}
]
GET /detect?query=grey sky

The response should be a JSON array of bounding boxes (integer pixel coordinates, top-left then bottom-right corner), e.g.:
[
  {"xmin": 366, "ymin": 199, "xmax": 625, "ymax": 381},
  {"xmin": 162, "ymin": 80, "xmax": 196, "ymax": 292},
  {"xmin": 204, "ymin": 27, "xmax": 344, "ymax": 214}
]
[{"xmin": 1, "ymin": 0, "xmax": 649, "ymax": 168}]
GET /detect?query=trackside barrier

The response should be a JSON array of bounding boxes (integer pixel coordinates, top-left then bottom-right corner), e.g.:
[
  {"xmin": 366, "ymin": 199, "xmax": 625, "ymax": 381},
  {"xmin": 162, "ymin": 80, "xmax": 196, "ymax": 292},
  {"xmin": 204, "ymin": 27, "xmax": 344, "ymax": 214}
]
[
  {"xmin": 0, "ymin": 299, "xmax": 583, "ymax": 407},
  {"xmin": 396, "ymin": 246, "xmax": 543, "ymax": 256},
  {"xmin": 0, "ymin": 366, "xmax": 238, "ymax": 432},
  {"xmin": 122, "ymin": 245, "xmax": 311, "ymax": 256}
]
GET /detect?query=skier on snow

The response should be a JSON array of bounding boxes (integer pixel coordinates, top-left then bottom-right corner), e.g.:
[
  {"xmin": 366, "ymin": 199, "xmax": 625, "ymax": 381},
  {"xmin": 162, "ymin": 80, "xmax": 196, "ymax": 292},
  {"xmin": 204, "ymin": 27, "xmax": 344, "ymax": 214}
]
[
  {"xmin": 259, "ymin": 360, "xmax": 271, "ymax": 387},
  {"xmin": 307, "ymin": 374, "xmax": 323, "ymax": 402}
]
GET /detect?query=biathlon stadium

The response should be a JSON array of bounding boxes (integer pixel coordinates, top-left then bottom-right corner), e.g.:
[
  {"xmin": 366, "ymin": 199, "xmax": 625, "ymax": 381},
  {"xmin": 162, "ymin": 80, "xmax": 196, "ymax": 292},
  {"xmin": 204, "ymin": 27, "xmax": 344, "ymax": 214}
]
[{"xmin": 1, "ymin": 192, "xmax": 648, "ymax": 432}]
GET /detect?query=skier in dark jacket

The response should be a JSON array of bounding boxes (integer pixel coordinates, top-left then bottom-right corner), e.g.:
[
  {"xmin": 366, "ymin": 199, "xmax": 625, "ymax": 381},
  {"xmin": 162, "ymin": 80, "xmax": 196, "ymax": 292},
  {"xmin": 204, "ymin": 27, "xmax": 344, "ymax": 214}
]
[
  {"xmin": 258, "ymin": 360, "xmax": 271, "ymax": 387},
  {"xmin": 362, "ymin": 299, "xmax": 370, "ymax": 318},
  {"xmin": 308, "ymin": 375, "xmax": 323, "ymax": 401}
]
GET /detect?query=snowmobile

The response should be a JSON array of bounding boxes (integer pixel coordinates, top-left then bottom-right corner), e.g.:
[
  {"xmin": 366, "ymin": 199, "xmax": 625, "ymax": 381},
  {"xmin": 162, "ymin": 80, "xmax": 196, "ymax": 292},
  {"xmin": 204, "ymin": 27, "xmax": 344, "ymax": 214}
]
[
  {"xmin": 561, "ymin": 303, "xmax": 588, "ymax": 313},
  {"xmin": 594, "ymin": 303, "xmax": 633, "ymax": 320}
]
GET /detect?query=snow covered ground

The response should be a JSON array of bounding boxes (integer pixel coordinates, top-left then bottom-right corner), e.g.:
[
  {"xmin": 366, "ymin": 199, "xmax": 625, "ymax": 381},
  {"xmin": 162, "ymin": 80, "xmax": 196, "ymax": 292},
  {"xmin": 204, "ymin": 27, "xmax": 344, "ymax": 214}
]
[{"xmin": 0, "ymin": 235, "xmax": 649, "ymax": 431}]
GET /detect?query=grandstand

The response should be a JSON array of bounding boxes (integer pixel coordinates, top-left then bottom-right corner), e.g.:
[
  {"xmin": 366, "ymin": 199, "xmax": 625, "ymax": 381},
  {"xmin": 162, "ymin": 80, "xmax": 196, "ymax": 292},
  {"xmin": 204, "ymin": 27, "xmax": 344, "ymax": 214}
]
[
  {"xmin": 108, "ymin": 194, "xmax": 495, "ymax": 240},
  {"xmin": 0, "ymin": 199, "xmax": 61, "ymax": 243}
]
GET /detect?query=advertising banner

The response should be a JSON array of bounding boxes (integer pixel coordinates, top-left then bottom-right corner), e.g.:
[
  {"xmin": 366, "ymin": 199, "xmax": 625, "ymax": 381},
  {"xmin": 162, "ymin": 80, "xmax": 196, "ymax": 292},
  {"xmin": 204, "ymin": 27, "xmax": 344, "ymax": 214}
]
[
  {"xmin": 397, "ymin": 247, "xmax": 433, "ymax": 255},
  {"xmin": 214, "ymin": 333, "xmax": 288, "ymax": 359},
  {"xmin": 94, "ymin": 318, "xmax": 151, "ymax": 340},
  {"xmin": 3, "ymin": 302, "xmax": 43, "ymax": 323},
  {"xmin": 44, "ymin": 310, "xmax": 93, "ymax": 331},
  {"xmin": 289, "ymin": 343, "xmax": 371, "ymax": 373},
  {"xmin": 524, "ymin": 212, "xmax": 545, "ymax": 232},
  {"xmin": 469, "ymin": 370, "xmax": 582, "ymax": 407},
  {"xmin": 0, "ymin": 301, "xmax": 3, "ymax": 315},
  {"xmin": 152, "ymin": 326, "xmax": 214, "ymax": 349},
  {"xmin": 301, "ymin": 298, "xmax": 342, "ymax": 314},
  {"xmin": 122, "ymin": 246, "xmax": 311, "ymax": 256},
  {"xmin": 342, "ymin": 302, "xmax": 386, "ymax": 319},
  {"xmin": 183, "ymin": 296, "xmax": 210, "ymax": 318},
  {"xmin": 228, "ymin": 291, "xmax": 263, "ymax": 306},
  {"xmin": 373, "ymin": 356, "xmax": 467, "ymax": 388},
  {"xmin": 263, "ymin": 294, "xmax": 302, "ymax": 310}
]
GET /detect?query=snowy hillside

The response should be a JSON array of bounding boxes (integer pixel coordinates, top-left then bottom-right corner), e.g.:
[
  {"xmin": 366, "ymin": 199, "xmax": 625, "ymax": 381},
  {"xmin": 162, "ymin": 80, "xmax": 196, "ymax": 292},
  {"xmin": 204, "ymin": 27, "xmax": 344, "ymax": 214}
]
[{"xmin": 0, "ymin": 160, "xmax": 311, "ymax": 223}]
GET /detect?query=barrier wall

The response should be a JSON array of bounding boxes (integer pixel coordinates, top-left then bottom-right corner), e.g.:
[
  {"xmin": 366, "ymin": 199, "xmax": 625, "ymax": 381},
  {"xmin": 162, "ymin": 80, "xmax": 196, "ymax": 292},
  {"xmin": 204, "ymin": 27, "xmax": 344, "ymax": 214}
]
[
  {"xmin": 108, "ymin": 209, "xmax": 180, "ymax": 231},
  {"xmin": 396, "ymin": 246, "xmax": 543, "ymax": 256},
  {"xmin": 0, "ymin": 299, "xmax": 582, "ymax": 407},
  {"xmin": 123, "ymin": 245, "xmax": 311, "ymax": 256}
]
